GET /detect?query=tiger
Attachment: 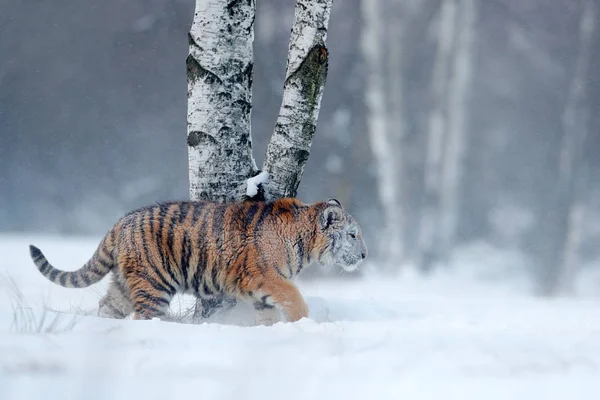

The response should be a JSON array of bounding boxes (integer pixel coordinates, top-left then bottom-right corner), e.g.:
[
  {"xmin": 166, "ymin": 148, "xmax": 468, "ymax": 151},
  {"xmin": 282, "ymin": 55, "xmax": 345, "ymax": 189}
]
[{"xmin": 28, "ymin": 197, "xmax": 367, "ymax": 323}]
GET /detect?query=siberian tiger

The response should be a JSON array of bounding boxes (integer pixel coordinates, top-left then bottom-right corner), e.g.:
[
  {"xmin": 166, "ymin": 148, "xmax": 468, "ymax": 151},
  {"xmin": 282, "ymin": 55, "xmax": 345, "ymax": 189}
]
[{"xmin": 28, "ymin": 198, "xmax": 367, "ymax": 323}]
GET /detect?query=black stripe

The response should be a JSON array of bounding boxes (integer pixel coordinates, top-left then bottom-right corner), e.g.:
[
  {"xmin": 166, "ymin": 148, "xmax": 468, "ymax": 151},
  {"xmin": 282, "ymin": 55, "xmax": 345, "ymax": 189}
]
[
  {"xmin": 38, "ymin": 260, "xmax": 50, "ymax": 274},
  {"xmin": 29, "ymin": 245, "xmax": 43, "ymax": 260},
  {"xmin": 180, "ymin": 231, "xmax": 191, "ymax": 290},
  {"xmin": 110, "ymin": 224, "xmax": 117, "ymax": 245},
  {"xmin": 89, "ymin": 266, "xmax": 104, "ymax": 276},
  {"xmin": 134, "ymin": 302, "xmax": 162, "ymax": 316},
  {"xmin": 49, "ymin": 269, "xmax": 59, "ymax": 282},
  {"xmin": 137, "ymin": 290, "xmax": 170, "ymax": 306},
  {"xmin": 165, "ymin": 207, "xmax": 178, "ymax": 271},
  {"xmin": 149, "ymin": 206, "xmax": 157, "ymax": 238},
  {"xmin": 202, "ymin": 281, "xmax": 213, "ymax": 296},
  {"xmin": 158, "ymin": 208, "xmax": 181, "ymax": 288},
  {"xmin": 296, "ymin": 238, "xmax": 305, "ymax": 275},
  {"xmin": 80, "ymin": 271, "xmax": 92, "ymax": 286},
  {"xmin": 145, "ymin": 274, "xmax": 174, "ymax": 296},
  {"xmin": 69, "ymin": 273, "xmax": 80, "ymax": 288},
  {"xmin": 96, "ymin": 256, "xmax": 112, "ymax": 270},
  {"xmin": 233, "ymin": 251, "xmax": 249, "ymax": 290},
  {"xmin": 178, "ymin": 202, "xmax": 191, "ymax": 224},
  {"xmin": 254, "ymin": 203, "xmax": 273, "ymax": 234},
  {"xmin": 192, "ymin": 203, "xmax": 205, "ymax": 225},
  {"xmin": 246, "ymin": 203, "xmax": 259, "ymax": 228},
  {"xmin": 211, "ymin": 205, "xmax": 226, "ymax": 287},
  {"xmin": 254, "ymin": 294, "xmax": 274, "ymax": 310},
  {"xmin": 253, "ymin": 203, "xmax": 273, "ymax": 271},
  {"xmin": 191, "ymin": 207, "xmax": 211, "ymax": 294},
  {"xmin": 139, "ymin": 232, "xmax": 177, "ymax": 295},
  {"xmin": 59, "ymin": 273, "xmax": 68, "ymax": 286},
  {"xmin": 274, "ymin": 265, "xmax": 287, "ymax": 278},
  {"xmin": 211, "ymin": 263, "xmax": 220, "ymax": 291}
]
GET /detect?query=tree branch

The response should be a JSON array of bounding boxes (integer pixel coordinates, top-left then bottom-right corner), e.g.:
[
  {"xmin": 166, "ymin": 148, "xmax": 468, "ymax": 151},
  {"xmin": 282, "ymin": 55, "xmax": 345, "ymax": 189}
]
[
  {"xmin": 262, "ymin": 0, "xmax": 333, "ymax": 199},
  {"xmin": 187, "ymin": 0, "xmax": 258, "ymax": 202}
]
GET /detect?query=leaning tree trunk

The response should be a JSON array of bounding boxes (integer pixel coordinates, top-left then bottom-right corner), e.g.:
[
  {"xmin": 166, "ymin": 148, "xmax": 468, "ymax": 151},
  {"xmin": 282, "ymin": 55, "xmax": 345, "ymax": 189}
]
[
  {"xmin": 263, "ymin": 0, "xmax": 332, "ymax": 198},
  {"xmin": 554, "ymin": 0, "xmax": 596, "ymax": 295},
  {"xmin": 186, "ymin": 0, "xmax": 333, "ymax": 320},
  {"xmin": 417, "ymin": 0, "xmax": 457, "ymax": 272},
  {"xmin": 438, "ymin": 0, "xmax": 476, "ymax": 262},
  {"xmin": 361, "ymin": 0, "xmax": 404, "ymax": 270}
]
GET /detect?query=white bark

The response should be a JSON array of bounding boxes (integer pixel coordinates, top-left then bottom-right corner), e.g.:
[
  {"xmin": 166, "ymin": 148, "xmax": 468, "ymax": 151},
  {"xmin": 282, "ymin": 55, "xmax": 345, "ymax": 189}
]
[
  {"xmin": 362, "ymin": 0, "xmax": 404, "ymax": 267},
  {"xmin": 557, "ymin": 0, "xmax": 595, "ymax": 295},
  {"xmin": 262, "ymin": 0, "xmax": 333, "ymax": 199},
  {"xmin": 417, "ymin": 0, "xmax": 457, "ymax": 270},
  {"xmin": 439, "ymin": 0, "xmax": 476, "ymax": 258},
  {"xmin": 187, "ymin": 0, "xmax": 258, "ymax": 202}
]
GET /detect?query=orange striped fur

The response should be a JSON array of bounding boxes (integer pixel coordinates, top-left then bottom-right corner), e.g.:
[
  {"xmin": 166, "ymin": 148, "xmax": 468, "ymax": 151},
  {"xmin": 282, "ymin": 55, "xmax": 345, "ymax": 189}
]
[{"xmin": 29, "ymin": 198, "xmax": 367, "ymax": 323}]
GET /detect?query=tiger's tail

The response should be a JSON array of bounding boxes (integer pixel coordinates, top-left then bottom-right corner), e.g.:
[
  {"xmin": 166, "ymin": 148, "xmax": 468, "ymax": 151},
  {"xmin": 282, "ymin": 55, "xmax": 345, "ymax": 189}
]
[{"xmin": 29, "ymin": 232, "xmax": 116, "ymax": 288}]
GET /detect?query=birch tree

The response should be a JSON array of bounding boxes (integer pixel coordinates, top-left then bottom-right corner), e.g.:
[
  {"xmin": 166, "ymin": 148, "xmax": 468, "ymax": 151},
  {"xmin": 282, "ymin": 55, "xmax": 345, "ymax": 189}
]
[
  {"xmin": 186, "ymin": 0, "xmax": 333, "ymax": 319},
  {"xmin": 553, "ymin": 0, "xmax": 596, "ymax": 295},
  {"xmin": 361, "ymin": 0, "xmax": 404, "ymax": 269},
  {"xmin": 439, "ymin": 0, "xmax": 476, "ymax": 262},
  {"xmin": 416, "ymin": 0, "xmax": 458, "ymax": 271},
  {"xmin": 415, "ymin": 0, "xmax": 476, "ymax": 271}
]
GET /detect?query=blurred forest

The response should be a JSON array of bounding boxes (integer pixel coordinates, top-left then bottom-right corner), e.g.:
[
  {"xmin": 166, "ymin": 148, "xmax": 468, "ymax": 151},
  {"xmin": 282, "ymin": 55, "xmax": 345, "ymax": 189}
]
[{"xmin": 2, "ymin": 0, "xmax": 600, "ymax": 295}]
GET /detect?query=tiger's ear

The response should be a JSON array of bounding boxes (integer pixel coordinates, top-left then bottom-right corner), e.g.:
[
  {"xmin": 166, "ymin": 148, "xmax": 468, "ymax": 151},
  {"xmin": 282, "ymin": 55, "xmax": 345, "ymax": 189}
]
[
  {"xmin": 326, "ymin": 198, "xmax": 342, "ymax": 207},
  {"xmin": 320, "ymin": 200, "xmax": 343, "ymax": 230}
]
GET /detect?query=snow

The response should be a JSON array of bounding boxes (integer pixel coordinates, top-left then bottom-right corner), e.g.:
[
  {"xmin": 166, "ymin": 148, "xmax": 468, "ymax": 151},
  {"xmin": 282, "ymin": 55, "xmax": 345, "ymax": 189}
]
[
  {"xmin": 1, "ymin": 234, "xmax": 600, "ymax": 400},
  {"xmin": 246, "ymin": 171, "xmax": 269, "ymax": 197}
]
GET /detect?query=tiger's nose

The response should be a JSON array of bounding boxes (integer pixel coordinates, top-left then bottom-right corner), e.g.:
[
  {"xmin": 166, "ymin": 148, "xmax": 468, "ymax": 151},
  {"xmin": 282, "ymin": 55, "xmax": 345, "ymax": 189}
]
[{"xmin": 361, "ymin": 251, "xmax": 367, "ymax": 260}]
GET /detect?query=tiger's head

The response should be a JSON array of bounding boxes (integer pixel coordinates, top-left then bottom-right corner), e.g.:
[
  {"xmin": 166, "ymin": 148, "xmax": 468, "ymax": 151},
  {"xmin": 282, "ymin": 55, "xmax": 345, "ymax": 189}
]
[{"xmin": 314, "ymin": 199, "xmax": 368, "ymax": 272}]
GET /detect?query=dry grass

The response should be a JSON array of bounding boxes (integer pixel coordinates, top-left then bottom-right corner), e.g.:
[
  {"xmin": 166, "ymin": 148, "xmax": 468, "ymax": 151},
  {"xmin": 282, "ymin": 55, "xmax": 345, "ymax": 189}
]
[{"xmin": 1, "ymin": 275, "xmax": 80, "ymax": 334}]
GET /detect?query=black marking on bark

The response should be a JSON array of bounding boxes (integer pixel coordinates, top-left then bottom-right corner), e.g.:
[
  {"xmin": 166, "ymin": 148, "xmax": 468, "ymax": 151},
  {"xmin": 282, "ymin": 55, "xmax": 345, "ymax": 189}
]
[
  {"xmin": 226, "ymin": 0, "xmax": 244, "ymax": 16},
  {"xmin": 232, "ymin": 100, "xmax": 252, "ymax": 117},
  {"xmin": 187, "ymin": 131, "xmax": 218, "ymax": 148},
  {"xmin": 186, "ymin": 54, "xmax": 222, "ymax": 86}
]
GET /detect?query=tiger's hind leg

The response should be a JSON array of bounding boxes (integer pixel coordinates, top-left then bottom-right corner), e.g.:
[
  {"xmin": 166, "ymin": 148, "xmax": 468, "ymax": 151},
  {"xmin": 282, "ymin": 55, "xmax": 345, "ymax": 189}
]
[
  {"xmin": 98, "ymin": 274, "xmax": 133, "ymax": 319},
  {"xmin": 129, "ymin": 279, "xmax": 174, "ymax": 320}
]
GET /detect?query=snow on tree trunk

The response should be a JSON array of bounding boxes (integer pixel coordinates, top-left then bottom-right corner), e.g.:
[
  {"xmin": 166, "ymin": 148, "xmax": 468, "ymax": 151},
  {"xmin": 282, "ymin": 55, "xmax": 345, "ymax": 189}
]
[
  {"xmin": 262, "ymin": 0, "xmax": 333, "ymax": 199},
  {"xmin": 417, "ymin": 0, "xmax": 457, "ymax": 272},
  {"xmin": 439, "ymin": 0, "xmax": 476, "ymax": 260},
  {"xmin": 187, "ymin": 0, "xmax": 258, "ymax": 202},
  {"xmin": 555, "ymin": 0, "xmax": 596, "ymax": 295}
]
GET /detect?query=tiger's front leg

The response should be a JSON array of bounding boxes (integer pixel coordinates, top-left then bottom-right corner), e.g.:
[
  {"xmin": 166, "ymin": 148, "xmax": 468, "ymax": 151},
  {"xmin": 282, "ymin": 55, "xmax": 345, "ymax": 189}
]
[{"xmin": 251, "ymin": 278, "xmax": 309, "ymax": 323}]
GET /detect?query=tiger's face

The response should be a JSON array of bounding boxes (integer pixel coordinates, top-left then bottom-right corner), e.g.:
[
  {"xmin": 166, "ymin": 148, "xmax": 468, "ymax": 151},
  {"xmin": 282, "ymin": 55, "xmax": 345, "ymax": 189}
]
[{"xmin": 316, "ymin": 199, "xmax": 368, "ymax": 272}]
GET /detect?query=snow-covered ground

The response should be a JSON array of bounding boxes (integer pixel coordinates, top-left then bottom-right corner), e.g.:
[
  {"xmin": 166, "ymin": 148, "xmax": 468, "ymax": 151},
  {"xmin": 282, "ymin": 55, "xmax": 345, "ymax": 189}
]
[{"xmin": 1, "ymin": 234, "xmax": 600, "ymax": 400}]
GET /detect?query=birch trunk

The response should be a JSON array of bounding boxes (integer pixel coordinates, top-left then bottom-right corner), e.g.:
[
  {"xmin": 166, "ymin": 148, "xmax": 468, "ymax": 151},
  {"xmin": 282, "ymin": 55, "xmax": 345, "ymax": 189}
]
[
  {"xmin": 555, "ymin": 0, "xmax": 595, "ymax": 295},
  {"xmin": 439, "ymin": 0, "xmax": 476, "ymax": 259},
  {"xmin": 360, "ymin": 0, "xmax": 404, "ymax": 268},
  {"xmin": 187, "ymin": 0, "xmax": 258, "ymax": 202},
  {"xmin": 417, "ymin": 0, "xmax": 457, "ymax": 271},
  {"xmin": 262, "ymin": 0, "xmax": 333, "ymax": 199}
]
